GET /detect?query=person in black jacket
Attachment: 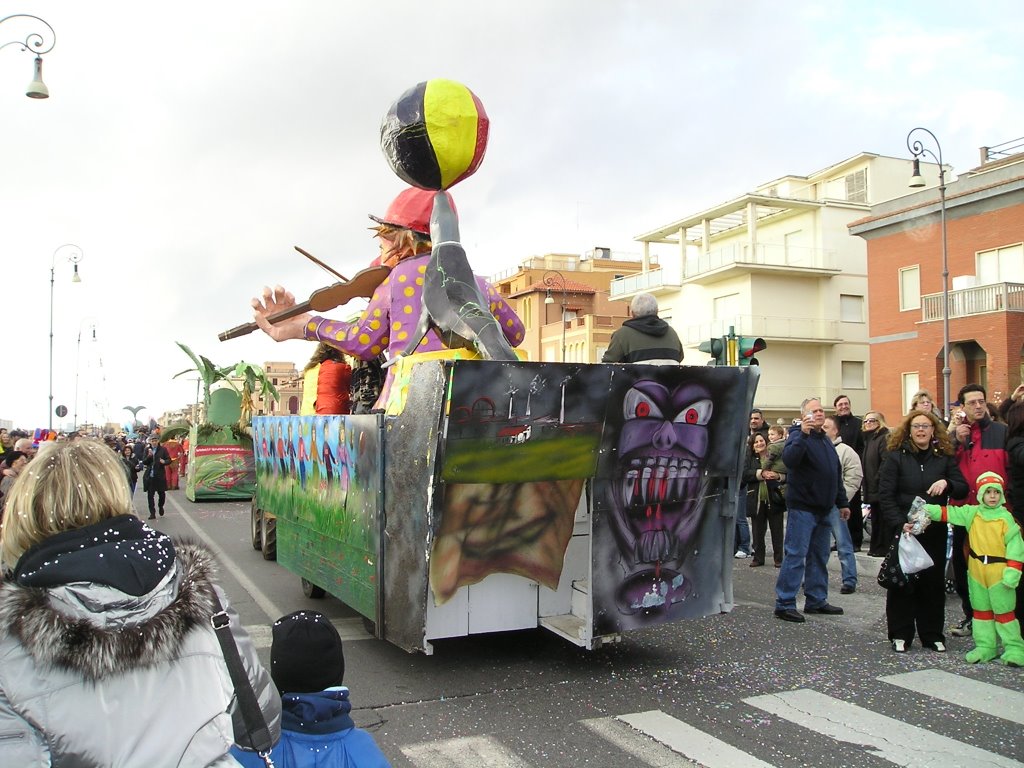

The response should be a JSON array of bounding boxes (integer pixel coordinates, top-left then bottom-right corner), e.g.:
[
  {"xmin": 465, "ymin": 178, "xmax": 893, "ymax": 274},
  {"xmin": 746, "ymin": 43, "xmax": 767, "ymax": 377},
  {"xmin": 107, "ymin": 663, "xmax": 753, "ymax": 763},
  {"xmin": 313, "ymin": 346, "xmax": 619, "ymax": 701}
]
[
  {"xmin": 877, "ymin": 410, "xmax": 968, "ymax": 653},
  {"xmin": 773, "ymin": 397, "xmax": 850, "ymax": 623},
  {"xmin": 1001, "ymin": 384, "xmax": 1024, "ymax": 622},
  {"xmin": 861, "ymin": 410, "xmax": 891, "ymax": 556},
  {"xmin": 142, "ymin": 434, "xmax": 171, "ymax": 519}
]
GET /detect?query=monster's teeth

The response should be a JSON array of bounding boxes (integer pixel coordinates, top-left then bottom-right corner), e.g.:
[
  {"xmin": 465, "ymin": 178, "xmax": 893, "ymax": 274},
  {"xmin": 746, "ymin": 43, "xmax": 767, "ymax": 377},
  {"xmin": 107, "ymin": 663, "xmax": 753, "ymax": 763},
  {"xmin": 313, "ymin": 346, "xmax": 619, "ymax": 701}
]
[
  {"xmin": 625, "ymin": 470, "xmax": 638, "ymax": 506},
  {"xmin": 667, "ymin": 466, "xmax": 678, "ymax": 501},
  {"xmin": 641, "ymin": 466, "xmax": 652, "ymax": 504}
]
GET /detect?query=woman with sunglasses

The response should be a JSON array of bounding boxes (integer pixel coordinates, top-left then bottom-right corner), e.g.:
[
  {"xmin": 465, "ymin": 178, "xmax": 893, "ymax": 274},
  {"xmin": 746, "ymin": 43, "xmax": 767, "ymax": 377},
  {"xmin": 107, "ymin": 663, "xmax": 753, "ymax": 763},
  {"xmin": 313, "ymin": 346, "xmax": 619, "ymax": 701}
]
[
  {"xmin": 877, "ymin": 410, "xmax": 967, "ymax": 652},
  {"xmin": 861, "ymin": 411, "xmax": 891, "ymax": 557}
]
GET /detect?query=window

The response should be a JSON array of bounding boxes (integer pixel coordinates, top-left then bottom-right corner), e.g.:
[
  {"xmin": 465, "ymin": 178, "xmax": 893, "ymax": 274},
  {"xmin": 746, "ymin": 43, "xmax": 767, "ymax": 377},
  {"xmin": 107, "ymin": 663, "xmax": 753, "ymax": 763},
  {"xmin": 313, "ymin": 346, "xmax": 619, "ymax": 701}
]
[
  {"xmin": 899, "ymin": 266, "xmax": 920, "ymax": 311},
  {"xmin": 713, "ymin": 293, "xmax": 740, "ymax": 320},
  {"xmin": 845, "ymin": 169, "xmax": 867, "ymax": 203},
  {"xmin": 976, "ymin": 244, "xmax": 1024, "ymax": 284},
  {"xmin": 840, "ymin": 294, "xmax": 865, "ymax": 323},
  {"xmin": 288, "ymin": 396, "xmax": 299, "ymax": 414},
  {"xmin": 901, "ymin": 373, "xmax": 920, "ymax": 415},
  {"xmin": 841, "ymin": 361, "xmax": 865, "ymax": 389}
]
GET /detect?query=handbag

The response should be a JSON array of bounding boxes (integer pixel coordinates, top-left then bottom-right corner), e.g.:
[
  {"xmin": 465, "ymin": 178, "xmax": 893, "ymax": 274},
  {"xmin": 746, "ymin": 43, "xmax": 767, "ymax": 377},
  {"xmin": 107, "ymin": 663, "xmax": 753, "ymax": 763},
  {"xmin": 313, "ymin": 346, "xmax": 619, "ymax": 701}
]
[
  {"xmin": 877, "ymin": 533, "xmax": 911, "ymax": 589},
  {"xmin": 210, "ymin": 593, "xmax": 276, "ymax": 768}
]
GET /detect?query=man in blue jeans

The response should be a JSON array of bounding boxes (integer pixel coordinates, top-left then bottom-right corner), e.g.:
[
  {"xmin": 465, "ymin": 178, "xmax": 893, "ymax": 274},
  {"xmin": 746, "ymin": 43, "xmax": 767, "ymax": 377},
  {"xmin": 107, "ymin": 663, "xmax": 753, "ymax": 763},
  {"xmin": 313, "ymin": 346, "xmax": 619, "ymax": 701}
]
[{"xmin": 774, "ymin": 397, "xmax": 851, "ymax": 622}]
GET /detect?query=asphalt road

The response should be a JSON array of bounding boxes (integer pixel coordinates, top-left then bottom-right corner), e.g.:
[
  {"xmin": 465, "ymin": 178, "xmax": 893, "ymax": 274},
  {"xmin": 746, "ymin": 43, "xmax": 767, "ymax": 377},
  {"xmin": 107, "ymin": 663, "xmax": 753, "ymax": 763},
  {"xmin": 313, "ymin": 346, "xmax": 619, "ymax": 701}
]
[{"xmin": 149, "ymin": 490, "xmax": 1024, "ymax": 768}]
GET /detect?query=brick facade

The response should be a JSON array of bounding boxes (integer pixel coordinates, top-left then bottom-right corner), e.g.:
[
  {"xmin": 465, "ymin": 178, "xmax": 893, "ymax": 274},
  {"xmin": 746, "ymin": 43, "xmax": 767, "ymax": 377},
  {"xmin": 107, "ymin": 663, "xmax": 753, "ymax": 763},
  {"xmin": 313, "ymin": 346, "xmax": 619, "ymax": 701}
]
[{"xmin": 857, "ymin": 171, "xmax": 1024, "ymax": 419}]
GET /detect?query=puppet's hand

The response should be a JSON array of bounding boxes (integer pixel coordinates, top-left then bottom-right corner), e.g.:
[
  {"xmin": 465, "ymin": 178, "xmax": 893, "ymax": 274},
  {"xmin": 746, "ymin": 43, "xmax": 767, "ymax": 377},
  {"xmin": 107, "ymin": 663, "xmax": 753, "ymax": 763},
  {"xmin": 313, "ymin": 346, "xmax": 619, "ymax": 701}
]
[
  {"xmin": 251, "ymin": 285, "xmax": 310, "ymax": 342},
  {"xmin": 1002, "ymin": 567, "xmax": 1022, "ymax": 589}
]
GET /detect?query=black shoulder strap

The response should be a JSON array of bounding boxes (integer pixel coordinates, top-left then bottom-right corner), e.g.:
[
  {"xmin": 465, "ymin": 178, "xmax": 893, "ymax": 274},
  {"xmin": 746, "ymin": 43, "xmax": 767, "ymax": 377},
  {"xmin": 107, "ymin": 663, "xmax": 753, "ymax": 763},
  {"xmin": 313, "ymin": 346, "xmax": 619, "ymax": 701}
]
[{"xmin": 210, "ymin": 592, "xmax": 276, "ymax": 765}]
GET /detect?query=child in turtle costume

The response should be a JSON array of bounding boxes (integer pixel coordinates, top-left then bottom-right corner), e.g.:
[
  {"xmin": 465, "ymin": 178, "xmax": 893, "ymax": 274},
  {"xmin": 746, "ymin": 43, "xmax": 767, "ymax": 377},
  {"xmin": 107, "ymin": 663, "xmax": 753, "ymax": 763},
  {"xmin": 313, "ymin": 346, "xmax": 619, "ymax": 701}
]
[{"xmin": 922, "ymin": 471, "xmax": 1024, "ymax": 665}]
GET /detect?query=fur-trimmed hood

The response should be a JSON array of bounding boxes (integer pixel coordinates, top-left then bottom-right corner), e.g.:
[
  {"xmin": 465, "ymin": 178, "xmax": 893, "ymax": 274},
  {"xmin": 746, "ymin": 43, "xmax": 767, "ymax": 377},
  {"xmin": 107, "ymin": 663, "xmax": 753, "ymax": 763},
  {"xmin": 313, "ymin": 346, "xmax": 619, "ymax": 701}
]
[{"xmin": 0, "ymin": 532, "xmax": 221, "ymax": 681}]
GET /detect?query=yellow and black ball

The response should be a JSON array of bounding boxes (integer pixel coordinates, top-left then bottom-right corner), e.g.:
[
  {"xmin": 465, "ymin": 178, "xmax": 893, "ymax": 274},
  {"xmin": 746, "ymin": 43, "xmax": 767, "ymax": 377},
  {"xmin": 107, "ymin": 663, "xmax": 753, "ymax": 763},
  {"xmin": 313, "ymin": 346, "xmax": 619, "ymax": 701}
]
[{"xmin": 380, "ymin": 79, "xmax": 488, "ymax": 191}]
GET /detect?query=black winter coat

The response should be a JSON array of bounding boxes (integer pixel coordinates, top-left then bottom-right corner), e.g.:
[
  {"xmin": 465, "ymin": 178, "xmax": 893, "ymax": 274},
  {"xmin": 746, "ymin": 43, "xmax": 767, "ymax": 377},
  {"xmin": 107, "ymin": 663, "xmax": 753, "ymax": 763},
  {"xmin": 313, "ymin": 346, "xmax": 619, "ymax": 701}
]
[
  {"xmin": 1006, "ymin": 434, "xmax": 1024, "ymax": 526},
  {"xmin": 860, "ymin": 427, "xmax": 890, "ymax": 504},
  {"xmin": 877, "ymin": 440, "xmax": 968, "ymax": 550}
]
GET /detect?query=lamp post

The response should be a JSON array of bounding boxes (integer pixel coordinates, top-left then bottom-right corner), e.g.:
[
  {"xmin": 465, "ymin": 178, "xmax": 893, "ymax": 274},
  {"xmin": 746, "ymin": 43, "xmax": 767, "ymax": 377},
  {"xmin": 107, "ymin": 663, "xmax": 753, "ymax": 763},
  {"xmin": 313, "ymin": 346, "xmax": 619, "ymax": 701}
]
[
  {"xmin": 543, "ymin": 270, "xmax": 568, "ymax": 362},
  {"xmin": 74, "ymin": 319, "xmax": 96, "ymax": 432},
  {"xmin": 907, "ymin": 127, "xmax": 950, "ymax": 420},
  {"xmin": 49, "ymin": 244, "xmax": 83, "ymax": 430},
  {"xmin": 0, "ymin": 14, "xmax": 55, "ymax": 98}
]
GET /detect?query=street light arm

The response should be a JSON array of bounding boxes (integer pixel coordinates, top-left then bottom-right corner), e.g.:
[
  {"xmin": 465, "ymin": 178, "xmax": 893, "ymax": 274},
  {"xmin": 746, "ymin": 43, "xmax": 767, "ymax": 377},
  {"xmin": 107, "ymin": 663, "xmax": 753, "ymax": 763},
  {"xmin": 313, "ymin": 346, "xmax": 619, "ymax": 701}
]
[
  {"xmin": 907, "ymin": 127, "xmax": 945, "ymax": 178},
  {"xmin": 906, "ymin": 127, "xmax": 951, "ymax": 420},
  {"xmin": 0, "ymin": 14, "xmax": 55, "ymax": 55}
]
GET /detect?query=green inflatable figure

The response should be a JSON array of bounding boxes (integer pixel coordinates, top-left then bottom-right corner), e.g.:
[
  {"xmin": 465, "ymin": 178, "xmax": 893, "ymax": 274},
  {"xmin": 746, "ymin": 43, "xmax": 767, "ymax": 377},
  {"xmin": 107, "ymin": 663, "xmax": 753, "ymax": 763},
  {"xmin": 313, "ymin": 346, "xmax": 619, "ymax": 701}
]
[{"xmin": 923, "ymin": 472, "xmax": 1024, "ymax": 665}]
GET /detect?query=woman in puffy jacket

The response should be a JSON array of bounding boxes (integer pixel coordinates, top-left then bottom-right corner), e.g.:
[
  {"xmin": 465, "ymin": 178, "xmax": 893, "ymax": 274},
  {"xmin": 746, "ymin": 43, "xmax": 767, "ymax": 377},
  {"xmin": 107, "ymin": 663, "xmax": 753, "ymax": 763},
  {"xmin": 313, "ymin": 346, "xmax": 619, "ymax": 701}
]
[
  {"xmin": 0, "ymin": 439, "xmax": 281, "ymax": 766},
  {"xmin": 877, "ymin": 410, "xmax": 968, "ymax": 653}
]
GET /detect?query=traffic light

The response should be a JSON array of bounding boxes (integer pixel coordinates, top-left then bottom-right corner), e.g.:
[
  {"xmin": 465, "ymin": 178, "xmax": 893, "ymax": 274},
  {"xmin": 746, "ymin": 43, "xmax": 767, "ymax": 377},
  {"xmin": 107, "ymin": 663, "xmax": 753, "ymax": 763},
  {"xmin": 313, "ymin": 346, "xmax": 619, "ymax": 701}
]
[
  {"xmin": 698, "ymin": 337, "xmax": 727, "ymax": 366},
  {"xmin": 737, "ymin": 337, "xmax": 766, "ymax": 366}
]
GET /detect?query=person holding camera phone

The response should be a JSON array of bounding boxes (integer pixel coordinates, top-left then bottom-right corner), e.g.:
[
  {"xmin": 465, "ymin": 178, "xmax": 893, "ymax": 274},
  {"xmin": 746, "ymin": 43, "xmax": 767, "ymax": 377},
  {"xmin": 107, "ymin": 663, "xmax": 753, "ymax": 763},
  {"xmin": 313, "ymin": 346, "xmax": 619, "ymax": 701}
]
[{"xmin": 947, "ymin": 383, "xmax": 1011, "ymax": 638}]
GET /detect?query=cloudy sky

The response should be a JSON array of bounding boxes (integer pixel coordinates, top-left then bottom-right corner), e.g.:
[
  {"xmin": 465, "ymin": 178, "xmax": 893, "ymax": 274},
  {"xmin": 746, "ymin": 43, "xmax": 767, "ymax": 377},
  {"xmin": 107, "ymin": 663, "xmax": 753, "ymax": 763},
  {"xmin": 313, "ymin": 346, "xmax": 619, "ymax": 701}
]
[{"xmin": 2, "ymin": 1, "xmax": 1022, "ymax": 430}]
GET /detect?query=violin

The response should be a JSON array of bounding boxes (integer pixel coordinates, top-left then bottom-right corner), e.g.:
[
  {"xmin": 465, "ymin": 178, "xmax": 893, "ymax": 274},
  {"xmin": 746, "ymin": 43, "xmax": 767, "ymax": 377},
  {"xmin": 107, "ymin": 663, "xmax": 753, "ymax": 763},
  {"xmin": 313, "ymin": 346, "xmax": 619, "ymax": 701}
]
[{"xmin": 218, "ymin": 264, "xmax": 390, "ymax": 342}]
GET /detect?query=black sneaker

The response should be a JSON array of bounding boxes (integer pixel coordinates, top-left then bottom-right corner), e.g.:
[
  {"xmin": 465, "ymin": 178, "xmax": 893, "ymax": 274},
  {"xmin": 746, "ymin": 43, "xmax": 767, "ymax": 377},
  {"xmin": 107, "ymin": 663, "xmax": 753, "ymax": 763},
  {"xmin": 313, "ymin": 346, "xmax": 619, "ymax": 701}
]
[
  {"xmin": 840, "ymin": 585, "xmax": 856, "ymax": 594},
  {"xmin": 950, "ymin": 618, "xmax": 972, "ymax": 637}
]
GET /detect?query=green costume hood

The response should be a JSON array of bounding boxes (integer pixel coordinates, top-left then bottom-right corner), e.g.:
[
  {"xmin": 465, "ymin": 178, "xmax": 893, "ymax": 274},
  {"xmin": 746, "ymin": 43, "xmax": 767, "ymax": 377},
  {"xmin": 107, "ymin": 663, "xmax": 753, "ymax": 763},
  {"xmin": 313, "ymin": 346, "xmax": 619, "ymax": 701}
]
[{"xmin": 976, "ymin": 471, "xmax": 1005, "ymax": 508}]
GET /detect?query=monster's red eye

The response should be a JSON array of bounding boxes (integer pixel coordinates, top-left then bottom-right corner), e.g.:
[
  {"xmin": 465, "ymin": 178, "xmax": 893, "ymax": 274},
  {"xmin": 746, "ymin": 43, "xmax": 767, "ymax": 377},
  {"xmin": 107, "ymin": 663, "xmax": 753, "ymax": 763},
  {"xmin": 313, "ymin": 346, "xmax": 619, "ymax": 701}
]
[
  {"xmin": 673, "ymin": 398, "xmax": 713, "ymax": 426},
  {"xmin": 623, "ymin": 389, "xmax": 663, "ymax": 421}
]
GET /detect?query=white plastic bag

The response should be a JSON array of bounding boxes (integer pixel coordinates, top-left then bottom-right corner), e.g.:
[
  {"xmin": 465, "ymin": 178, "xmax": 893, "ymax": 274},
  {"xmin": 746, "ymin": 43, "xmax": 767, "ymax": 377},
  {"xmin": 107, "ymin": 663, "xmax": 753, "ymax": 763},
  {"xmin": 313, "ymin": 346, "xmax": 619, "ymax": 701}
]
[{"xmin": 898, "ymin": 532, "xmax": 934, "ymax": 575}]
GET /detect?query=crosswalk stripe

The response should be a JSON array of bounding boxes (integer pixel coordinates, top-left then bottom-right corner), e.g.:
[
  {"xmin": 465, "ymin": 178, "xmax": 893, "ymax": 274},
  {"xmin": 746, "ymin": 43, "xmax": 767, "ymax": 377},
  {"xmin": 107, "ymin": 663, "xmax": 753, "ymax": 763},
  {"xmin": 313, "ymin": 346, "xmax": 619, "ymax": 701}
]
[
  {"xmin": 744, "ymin": 688, "xmax": 1024, "ymax": 768},
  {"xmin": 243, "ymin": 617, "xmax": 369, "ymax": 649},
  {"xmin": 879, "ymin": 669, "xmax": 1024, "ymax": 726},
  {"xmin": 583, "ymin": 713, "xmax": 774, "ymax": 768},
  {"xmin": 401, "ymin": 735, "xmax": 533, "ymax": 768},
  {"xmin": 616, "ymin": 711, "xmax": 776, "ymax": 768}
]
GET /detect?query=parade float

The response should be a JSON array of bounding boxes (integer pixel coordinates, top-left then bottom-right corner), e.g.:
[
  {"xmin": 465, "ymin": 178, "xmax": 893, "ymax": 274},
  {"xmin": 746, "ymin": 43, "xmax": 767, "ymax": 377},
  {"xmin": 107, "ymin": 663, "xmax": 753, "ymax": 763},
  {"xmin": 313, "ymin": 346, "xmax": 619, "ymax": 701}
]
[
  {"xmin": 226, "ymin": 79, "xmax": 758, "ymax": 653},
  {"xmin": 175, "ymin": 343, "xmax": 278, "ymax": 501}
]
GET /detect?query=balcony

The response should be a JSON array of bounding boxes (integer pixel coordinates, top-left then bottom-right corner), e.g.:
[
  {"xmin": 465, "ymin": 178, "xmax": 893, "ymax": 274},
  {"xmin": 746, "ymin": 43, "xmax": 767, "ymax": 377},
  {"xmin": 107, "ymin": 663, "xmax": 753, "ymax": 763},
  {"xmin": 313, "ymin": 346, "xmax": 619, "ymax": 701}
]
[
  {"xmin": 608, "ymin": 268, "xmax": 681, "ymax": 299},
  {"xmin": 682, "ymin": 315, "xmax": 841, "ymax": 346},
  {"xmin": 921, "ymin": 282, "xmax": 1024, "ymax": 322},
  {"xmin": 683, "ymin": 242, "xmax": 840, "ymax": 285}
]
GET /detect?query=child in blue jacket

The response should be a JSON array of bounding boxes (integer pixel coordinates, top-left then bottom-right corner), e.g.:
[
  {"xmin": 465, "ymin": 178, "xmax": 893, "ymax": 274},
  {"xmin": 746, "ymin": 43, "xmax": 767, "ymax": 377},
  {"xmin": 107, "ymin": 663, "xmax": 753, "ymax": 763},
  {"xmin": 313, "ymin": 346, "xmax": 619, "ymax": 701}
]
[{"xmin": 232, "ymin": 610, "xmax": 391, "ymax": 768}]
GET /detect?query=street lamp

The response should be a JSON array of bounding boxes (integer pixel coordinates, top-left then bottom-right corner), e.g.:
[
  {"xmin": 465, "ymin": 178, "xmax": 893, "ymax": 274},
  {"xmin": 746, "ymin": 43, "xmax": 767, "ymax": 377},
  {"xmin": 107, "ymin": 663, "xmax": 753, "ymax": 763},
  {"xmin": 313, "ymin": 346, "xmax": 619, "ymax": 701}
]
[
  {"xmin": 0, "ymin": 14, "xmax": 55, "ymax": 98},
  {"xmin": 74, "ymin": 319, "xmax": 96, "ymax": 432},
  {"xmin": 49, "ymin": 244, "xmax": 83, "ymax": 430},
  {"xmin": 907, "ymin": 127, "xmax": 950, "ymax": 420},
  {"xmin": 543, "ymin": 270, "xmax": 568, "ymax": 362}
]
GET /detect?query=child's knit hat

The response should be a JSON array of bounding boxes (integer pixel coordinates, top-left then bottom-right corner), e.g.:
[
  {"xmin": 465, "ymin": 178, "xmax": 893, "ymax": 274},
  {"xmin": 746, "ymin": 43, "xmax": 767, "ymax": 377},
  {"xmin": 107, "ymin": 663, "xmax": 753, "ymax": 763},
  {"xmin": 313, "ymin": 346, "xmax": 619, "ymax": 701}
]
[{"xmin": 976, "ymin": 472, "xmax": 1005, "ymax": 507}]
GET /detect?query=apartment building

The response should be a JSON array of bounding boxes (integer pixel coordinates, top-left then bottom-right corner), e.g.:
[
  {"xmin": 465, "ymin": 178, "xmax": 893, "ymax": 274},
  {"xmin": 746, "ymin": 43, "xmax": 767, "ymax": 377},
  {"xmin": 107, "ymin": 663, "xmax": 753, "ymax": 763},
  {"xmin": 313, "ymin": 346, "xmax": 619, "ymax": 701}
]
[
  {"xmin": 610, "ymin": 153, "xmax": 935, "ymax": 420},
  {"xmin": 490, "ymin": 250, "xmax": 647, "ymax": 362},
  {"xmin": 850, "ymin": 138, "xmax": 1024, "ymax": 418}
]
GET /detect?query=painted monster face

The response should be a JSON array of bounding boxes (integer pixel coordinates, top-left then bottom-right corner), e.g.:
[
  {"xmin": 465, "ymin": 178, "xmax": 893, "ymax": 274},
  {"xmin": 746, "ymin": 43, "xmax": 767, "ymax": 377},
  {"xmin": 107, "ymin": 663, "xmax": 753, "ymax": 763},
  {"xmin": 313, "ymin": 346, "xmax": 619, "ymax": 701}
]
[
  {"xmin": 614, "ymin": 380, "xmax": 713, "ymax": 560},
  {"xmin": 609, "ymin": 380, "xmax": 713, "ymax": 616}
]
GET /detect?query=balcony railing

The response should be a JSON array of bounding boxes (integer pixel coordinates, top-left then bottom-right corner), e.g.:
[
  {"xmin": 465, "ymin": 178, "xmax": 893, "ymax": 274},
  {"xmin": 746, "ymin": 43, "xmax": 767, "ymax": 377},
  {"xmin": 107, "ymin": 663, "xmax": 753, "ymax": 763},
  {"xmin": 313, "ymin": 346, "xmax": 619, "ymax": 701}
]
[
  {"xmin": 684, "ymin": 242, "xmax": 839, "ymax": 278},
  {"xmin": 682, "ymin": 315, "xmax": 840, "ymax": 345},
  {"xmin": 922, "ymin": 282, "xmax": 1024, "ymax": 321},
  {"xmin": 609, "ymin": 268, "xmax": 678, "ymax": 297}
]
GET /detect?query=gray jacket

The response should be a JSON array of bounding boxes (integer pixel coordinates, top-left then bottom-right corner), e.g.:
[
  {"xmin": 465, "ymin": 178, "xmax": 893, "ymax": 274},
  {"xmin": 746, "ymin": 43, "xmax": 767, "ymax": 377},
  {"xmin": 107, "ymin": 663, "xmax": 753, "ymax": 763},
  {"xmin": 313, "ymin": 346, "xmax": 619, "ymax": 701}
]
[{"xmin": 0, "ymin": 536, "xmax": 281, "ymax": 767}]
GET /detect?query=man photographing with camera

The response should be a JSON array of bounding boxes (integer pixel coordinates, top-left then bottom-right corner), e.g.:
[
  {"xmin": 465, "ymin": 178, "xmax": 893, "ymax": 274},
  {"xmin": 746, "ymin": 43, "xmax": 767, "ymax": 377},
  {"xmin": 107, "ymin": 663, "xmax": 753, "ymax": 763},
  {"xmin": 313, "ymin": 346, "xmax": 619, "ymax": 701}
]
[{"xmin": 947, "ymin": 383, "xmax": 1011, "ymax": 638}]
